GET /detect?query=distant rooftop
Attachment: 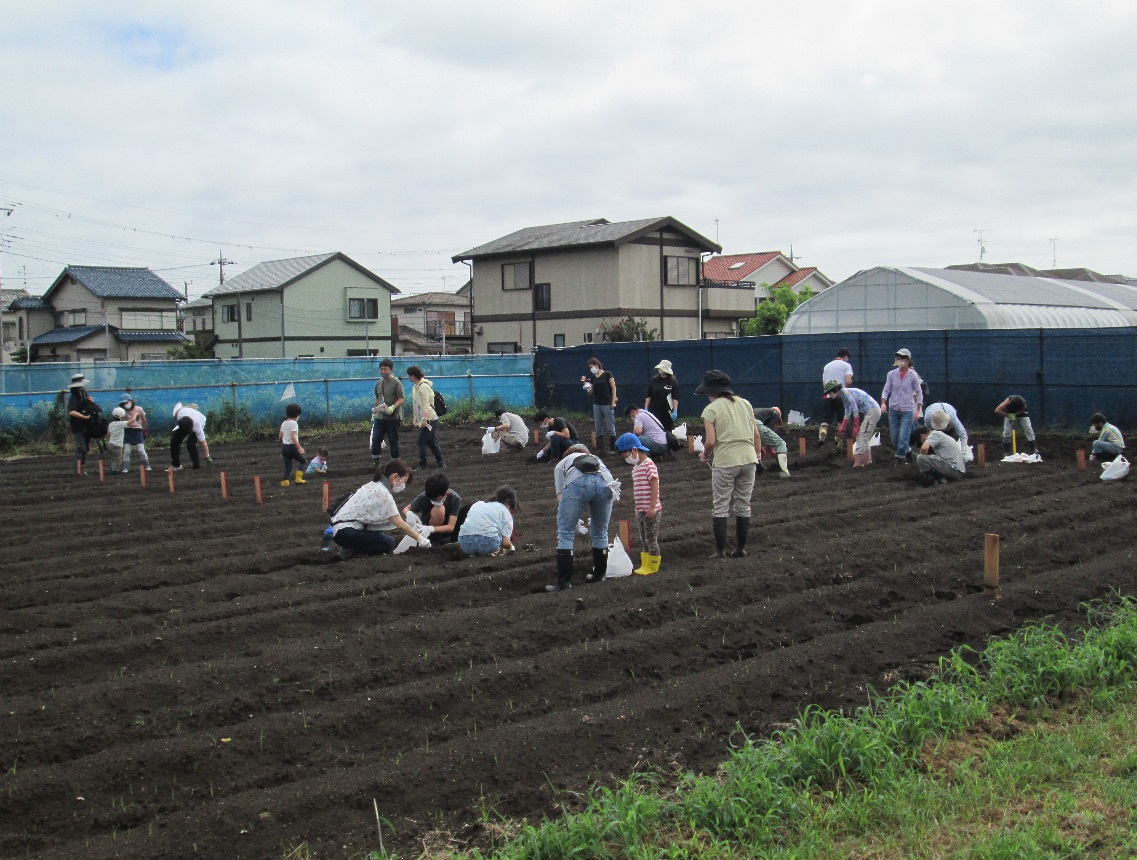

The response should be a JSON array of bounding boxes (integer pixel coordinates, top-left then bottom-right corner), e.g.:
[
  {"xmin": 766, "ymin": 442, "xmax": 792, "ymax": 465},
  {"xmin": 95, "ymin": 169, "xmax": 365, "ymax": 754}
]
[
  {"xmin": 47, "ymin": 266, "xmax": 182, "ymax": 301},
  {"xmin": 203, "ymin": 252, "xmax": 398, "ymax": 297}
]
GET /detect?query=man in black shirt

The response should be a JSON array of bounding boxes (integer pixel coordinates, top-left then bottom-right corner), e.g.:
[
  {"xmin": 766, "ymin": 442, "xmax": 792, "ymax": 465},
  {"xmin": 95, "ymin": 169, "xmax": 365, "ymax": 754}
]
[{"xmin": 533, "ymin": 411, "xmax": 580, "ymax": 462}]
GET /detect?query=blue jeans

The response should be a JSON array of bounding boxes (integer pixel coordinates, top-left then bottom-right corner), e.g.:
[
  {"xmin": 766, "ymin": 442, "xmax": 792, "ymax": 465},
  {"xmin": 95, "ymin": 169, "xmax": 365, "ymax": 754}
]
[
  {"xmin": 593, "ymin": 404, "xmax": 615, "ymax": 437},
  {"xmin": 458, "ymin": 534, "xmax": 500, "ymax": 556},
  {"xmin": 888, "ymin": 408, "xmax": 916, "ymax": 459},
  {"xmin": 556, "ymin": 473, "xmax": 613, "ymax": 550},
  {"xmin": 1092, "ymin": 440, "xmax": 1123, "ymax": 459},
  {"xmin": 371, "ymin": 418, "xmax": 400, "ymax": 459}
]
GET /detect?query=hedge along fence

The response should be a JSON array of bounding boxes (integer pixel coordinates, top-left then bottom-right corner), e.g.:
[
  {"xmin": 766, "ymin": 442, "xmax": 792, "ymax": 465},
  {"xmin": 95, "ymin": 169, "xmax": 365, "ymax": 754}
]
[
  {"xmin": 535, "ymin": 326, "xmax": 1137, "ymax": 430},
  {"xmin": 0, "ymin": 355, "xmax": 534, "ymax": 437}
]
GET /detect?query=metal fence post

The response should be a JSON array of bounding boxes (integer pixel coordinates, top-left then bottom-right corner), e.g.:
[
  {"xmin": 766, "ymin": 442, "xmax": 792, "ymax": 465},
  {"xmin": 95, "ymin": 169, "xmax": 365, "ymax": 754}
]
[
  {"xmin": 324, "ymin": 379, "xmax": 331, "ymax": 427},
  {"xmin": 467, "ymin": 372, "xmax": 474, "ymax": 410},
  {"xmin": 230, "ymin": 383, "xmax": 238, "ymax": 432}
]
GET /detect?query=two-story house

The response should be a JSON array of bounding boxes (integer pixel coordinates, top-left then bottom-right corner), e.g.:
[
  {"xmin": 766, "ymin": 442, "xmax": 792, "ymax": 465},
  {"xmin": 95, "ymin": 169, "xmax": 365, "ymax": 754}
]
[
  {"xmin": 452, "ymin": 217, "xmax": 747, "ymax": 352},
  {"xmin": 702, "ymin": 252, "xmax": 835, "ymax": 301},
  {"xmin": 203, "ymin": 252, "xmax": 398, "ymax": 359},
  {"xmin": 391, "ymin": 291, "xmax": 472, "ymax": 355},
  {"xmin": 22, "ymin": 266, "xmax": 188, "ymax": 363}
]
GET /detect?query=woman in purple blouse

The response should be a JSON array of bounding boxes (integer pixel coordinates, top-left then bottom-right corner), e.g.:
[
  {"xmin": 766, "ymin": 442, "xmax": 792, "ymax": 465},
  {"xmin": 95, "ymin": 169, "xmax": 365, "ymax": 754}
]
[{"xmin": 880, "ymin": 348, "xmax": 923, "ymax": 465}]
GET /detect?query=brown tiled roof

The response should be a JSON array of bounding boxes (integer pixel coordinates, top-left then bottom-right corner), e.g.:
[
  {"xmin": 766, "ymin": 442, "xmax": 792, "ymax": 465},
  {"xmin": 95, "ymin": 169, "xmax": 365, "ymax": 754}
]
[
  {"xmin": 703, "ymin": 252, "xmax": 781, "ymax": 283},
  {"xmin": 391, "ymin": 291, "xmax": 470, "ymax": 308}
]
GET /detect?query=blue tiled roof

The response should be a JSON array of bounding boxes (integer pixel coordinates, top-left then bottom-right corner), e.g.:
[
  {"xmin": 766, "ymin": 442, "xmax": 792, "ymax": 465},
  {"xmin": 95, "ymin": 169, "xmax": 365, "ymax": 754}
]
[
  {"xmin": 61, "ymin": 266, "xmax": 182, "ymax": 300},
  {"xmin": 115, "ymin": 331, "xmax": 188, "ymax": 343},
  {"xmin": 32, "ymin": 325, "xmax": 104, "ymax": 345},
  {"xmin": 9, "ymin": 295, "xmax": 51, "ymax": 310}
]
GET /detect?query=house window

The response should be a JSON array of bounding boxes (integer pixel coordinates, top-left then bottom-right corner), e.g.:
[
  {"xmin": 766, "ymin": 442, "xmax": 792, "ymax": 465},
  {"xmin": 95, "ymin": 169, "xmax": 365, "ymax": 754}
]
[
  {"xmin": 346, "ymin": 349, "xmax": 380, "ymax": 357},
  {"xmin": 221, "ymin": 304, "xmax": 239, "ymax": 323},
  {"xmin": 121, "ymin": 310, "xmax": 177, "ymax": 330},
  {"xmin": 665, "ymin": 256, "xmax": 698, "ymax": 285},
  {"xmin": 487, "ymin": 341, "xmax": 519, "ymax": 354},
  {"xmin": 501, "ymin": 262, "xmax": 532, "ymax": 291},
  {"xmin": 553, "ymin": 334, "xmax": 565, "ymax": 348},
  {"xmin": 534, "ymin": 283, "xmax": 551, "ymax": 312},
  {"xmin": 348, "ymin": 298, "xmax": 380, "ymax": 320},
  {"xmin": 56, "ymin": 309, "xmax": 87, "ymax": 327},
  {"xmin": 583, "ymin": 332, "xmax": 593, "ymax": 344},
  {"xmin": 245, "ymin": 302, "xmax": 253, "ymax": 322}
]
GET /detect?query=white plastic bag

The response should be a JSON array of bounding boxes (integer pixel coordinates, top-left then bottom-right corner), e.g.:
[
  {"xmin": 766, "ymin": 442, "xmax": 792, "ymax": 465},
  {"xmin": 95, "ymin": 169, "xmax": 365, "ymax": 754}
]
[
  {"xmin": 481, "ymin": 427, "xmax": 501, "ymax": 455},
  {"xmin": 606, "ymin": 536, "xmax": 634, "ymax": 578},
  {"xmin": 961, "ymin": 442, "xmax": 974, "ymax": 463},
  {"xmin": 576, "ymin": 518, "xmax": 590, "ymax": 536},
  {"xmin": 1101, "ymin": 455, "xmax": 1130, "ymax": 481},
  {"xmin": 672, "ymin": 422, "xmax": 687, "ymax": 442},
  {"xmin": 393, "ymin": 510, "xmax": 425, "ymax": 554},
  {"xmin": 870, "ymin": 433, "xmax": 881, "ymax": 447},
  {"xmin": 787, "ymin": 410, "xmax": 808, "ymax": 427},
  {"xmin": 692, "ymin": 435, "xmax": 705, "ymax": 455}
]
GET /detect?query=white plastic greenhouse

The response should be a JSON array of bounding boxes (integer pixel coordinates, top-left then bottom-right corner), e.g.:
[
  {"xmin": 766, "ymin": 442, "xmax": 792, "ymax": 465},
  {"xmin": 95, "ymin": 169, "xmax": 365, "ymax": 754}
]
[{"xmin": 783, "ymin": 266, "xmax": 1137, "ymax": 334}]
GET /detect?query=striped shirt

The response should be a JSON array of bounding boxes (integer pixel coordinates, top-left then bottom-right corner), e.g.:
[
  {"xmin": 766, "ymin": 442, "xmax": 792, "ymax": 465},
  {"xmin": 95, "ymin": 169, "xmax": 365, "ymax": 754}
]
[
  {"xmin": 838, "ymin": 387, "xmax": 879, "ymax": 420},
  {"xmin": 632, "ymin": 458, "xmax": 662, "ymax": 513},
  {"xmin": 1099, "ymin": 422, "xmax": 1125, "ymax": 448}
]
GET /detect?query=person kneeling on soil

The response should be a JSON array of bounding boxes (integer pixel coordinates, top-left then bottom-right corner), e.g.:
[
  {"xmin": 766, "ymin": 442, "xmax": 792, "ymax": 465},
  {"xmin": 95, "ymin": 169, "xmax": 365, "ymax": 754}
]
[
  {"xmin": 547, "ymin": 444, "xmax": 616, "ymax": 591},
  {"xmin": 457, "ymin": 485, "xmax": 518, "ymax": 556},
  {"xmin": 1088, "ymin": 413, "xmax": 1125, "ymax": 462},
  {"xmin": 492, "ymin": 409, "xmax": 529, "ymax": 448},
  {"xmin": 331, "ymin": 460, "xmax": 431, "ymax": 559},
  {"xmin": 403, "ymin": 473, "xmax": 462, "ymax": 544},
  {"xmin": 615, "ymin": 433, "xmax": 663, "ymax": 575},
  {"xmin": 995, "ymin": 394, "xmax": 1039, "ymax": 457},
  {"xmin": 753, "ymin": 407, "xmax": 791, "ymax": 478},
  {"xmin": 914, "ymin": 411, "xmax": 966, "ymax": 484}
]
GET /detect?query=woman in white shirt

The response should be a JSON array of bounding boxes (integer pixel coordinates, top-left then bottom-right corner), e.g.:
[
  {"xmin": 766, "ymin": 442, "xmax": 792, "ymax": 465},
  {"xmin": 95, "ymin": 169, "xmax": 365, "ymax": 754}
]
[
  {"xmin": 457, "ymin": 485, "xmax": 518, "ymax": 556},
  {"xmin": 331, "ymin": 460, "xmax": 432, "ymax": 559}
]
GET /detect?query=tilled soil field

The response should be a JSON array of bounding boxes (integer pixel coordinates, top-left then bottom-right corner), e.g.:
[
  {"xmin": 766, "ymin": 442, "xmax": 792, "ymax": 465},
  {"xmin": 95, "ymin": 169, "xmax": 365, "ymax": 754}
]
[{"xmin": 2, "ymin": 423, "xmax": 1136, "ymax": 859}]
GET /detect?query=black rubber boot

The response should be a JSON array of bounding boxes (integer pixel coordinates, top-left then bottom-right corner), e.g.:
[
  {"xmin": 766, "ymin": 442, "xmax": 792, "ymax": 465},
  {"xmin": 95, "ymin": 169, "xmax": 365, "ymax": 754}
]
[
  {"xmin": 710, "ymin": 517, "xmax": 728, "ymax": 560},
  {"xmin": 586, "ymin": 547, "xmax": 609, "ymax": 582},
  {"xmin": 1003, "ymin": 440, "xmax": 1012, "ymax": 456},
  {"xmin": 546, "ymin": 549, "xmax": 574, "ymax": 592},
  {"xmin": 731, "ymin": 516, "xmax": 750, "ymax": 558},
  {"xmin": 608, "ymin": 436, "xmax": 617, "ymax": 453},
  {"xmin": 1028, "ymin": 439, "xmax": 1039, "ymax": 456}
]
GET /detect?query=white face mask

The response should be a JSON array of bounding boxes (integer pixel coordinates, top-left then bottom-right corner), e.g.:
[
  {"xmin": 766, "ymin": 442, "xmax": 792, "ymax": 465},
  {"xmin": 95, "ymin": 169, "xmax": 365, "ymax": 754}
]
[
  {"xmin": 390, "ymin": 479, "xmax": 406, "ymax": 494},
  {"xmin": 431, "ymin": 497, "xmax": 447, "ymax": 507},
  {"xmin": 591, "ymin": 367, "xmax": 601, "ymax": 376},
  {"xmin": 1090, "ymin": 425, "xmax": 1101, "ymax": 435},
  {"xmin": 624, "ymin": 454, "xmax": 638, "ymax": 466}
]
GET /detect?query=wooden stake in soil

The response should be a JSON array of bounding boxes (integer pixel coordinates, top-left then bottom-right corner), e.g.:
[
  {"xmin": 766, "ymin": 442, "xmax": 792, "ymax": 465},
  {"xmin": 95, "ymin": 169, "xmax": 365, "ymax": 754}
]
[
  {"xmin": 590, "ymin": 430, "xmax": 598, "ymax": 449},
  {"xmin": 98, "ymin": 460, "xmax": 105, "ymax": 482},
  {"xmin": 254, "ymin": 475, "xmax": 264, "ymax": 505},
  {"xmin": 983, "ymin": 533, "xmax": 1001, "ymax": 599},
  {"xmin": 220, "ymin": 471, "xmax": 229, "ymax": 501},
  {"xmin": 322, "ymin": 481, "xmax": 331, "ymax": 512},
  {"xmin": 532, "ymin": 428, "xmax": 539, "ymax": 445},
  {"xmin": 140, "ymin": 466, "xmax": 148, "ymax": 488},
  {"xmin": 618, "ymin": 519, "xmax": 631, "ymax": 549},
  {"xmin": 168, "ymin": 469, "xmax": 176, "ymax": 494},
  {"xmin": 1076, "ymin": 449, "xmax": 1087, "ymax": 470},
  {"xmin": 687, "ymin": 435, "xmax": 695, "ymax": 453},
  {"xmin": 846, "ymin": 439, "xmax": 854, "ymax": 460},
  {"xmin": 798, "ymin": 436, "xmax": 807, "ymax": 459},
  {"xmin": 76, "ymin": 460, "xmax": 83, "ymax": 476},
  {"xmin": 977, "ymin": 443, "xmax": 987, "ymax": 467}
]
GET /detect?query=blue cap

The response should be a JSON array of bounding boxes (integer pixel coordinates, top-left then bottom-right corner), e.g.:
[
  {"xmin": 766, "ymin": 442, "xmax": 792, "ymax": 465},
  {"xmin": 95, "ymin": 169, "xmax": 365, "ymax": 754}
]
[
  {"xmin": 615, "ymin": 432, "xmax": 649, "ymax": 453},
  {"xmin": 119, "ymin": 392, "xmax": 134, "ymax": 405}
]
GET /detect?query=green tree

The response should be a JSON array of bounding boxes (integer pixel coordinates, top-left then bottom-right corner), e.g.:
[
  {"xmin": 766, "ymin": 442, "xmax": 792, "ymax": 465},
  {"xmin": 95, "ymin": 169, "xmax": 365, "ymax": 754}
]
[
  {"xmin": 741, "ymin": 284, "xmax": 813, "ymax": 336},
  {"xmin": 167, "ymin": 337, "xmax": 216, "ymax": 360},
  {"xmin": 599, "ymin": 316, "xmax": 658, "ymax": 343}
]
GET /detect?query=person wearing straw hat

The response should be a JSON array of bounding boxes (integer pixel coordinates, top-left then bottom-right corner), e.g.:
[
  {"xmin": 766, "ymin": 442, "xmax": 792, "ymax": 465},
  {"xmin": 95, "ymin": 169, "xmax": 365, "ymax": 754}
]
[
  {"xmin": 645, "ymin": 359, "xmax": 680, "ymax": 432},
  {"xmin": 914, "ymin": 409, "xmax": 966, "ymax": 484},
  {"xmin": 697, "ymin": 369, "xmax": 760, "ymax": 559},
  {"xmin": 66, "ymin": 374, "xmax": 100, "ymax": 474},
  {"xmin": 880, "ymin": 348, "xmax": 923, "ymax": 465}
]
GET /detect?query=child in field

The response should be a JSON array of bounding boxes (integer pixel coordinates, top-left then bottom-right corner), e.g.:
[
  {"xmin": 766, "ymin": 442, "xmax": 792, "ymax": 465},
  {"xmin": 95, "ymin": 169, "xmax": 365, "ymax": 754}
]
[
  {"xmin": 457, "ymin": 485, "xmax": 518, "ymax": 556},
  {"xmin": 106, "ymin": 407, "xmax": 129, "ymax": 474},
  {"xmin": 305, "ymin": 447, "xmax": 330, "ymax": 475},
  {"xmin": 616, "ymin": 433, "xmax": 663, "ymax": 575},
  {"xmin": 279, "ymin": 403, "xmax": 307, "ymax": 486},
  {"xmin": 119, "ymin": 394, "xmax": 152, "ymax": 471}
]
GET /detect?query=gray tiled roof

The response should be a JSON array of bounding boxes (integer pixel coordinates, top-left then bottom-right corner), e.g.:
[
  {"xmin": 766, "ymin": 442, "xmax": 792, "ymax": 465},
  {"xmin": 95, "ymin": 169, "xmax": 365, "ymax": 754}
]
[
  {"xmin": 6, "ymin": 294, "xmax": 49, "ymax": 311},
  {"xmin": 452, "ymin": 216, "xmax": 720, "ymax": 261},
  {"xmin": 61, "ymin": 267, "xmax": 182, "ymax": 300},
  {"xmin": 32, "ymin": 325, "xmax": 105, "ymax": 345},
  {"xmin": 391, "ymin": 291, "xmax": 470, "ymax": 308},
  {"xmin": 115, "ymin": 331, "xmax": 189, "ymax": 343},
  {"xmin": 203, "ymin": 252, "xmax": 398, "ymax": 297}
]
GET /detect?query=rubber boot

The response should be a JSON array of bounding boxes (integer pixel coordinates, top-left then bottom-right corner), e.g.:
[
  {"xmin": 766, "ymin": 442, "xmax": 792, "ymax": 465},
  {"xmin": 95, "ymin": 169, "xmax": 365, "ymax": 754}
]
[
  {"xmin": 294, "ymin": 469, "xmax": 307, "ymax": 484},
  {"xmin": 633, "ymin": 551, "xmax": 651, "ymax": 575},
  {"xmin": 1003, "ymin": 440, "xmax": 1012, "ymax": 456},
  {"xmin": 608, "ymin": 436, "xmax": 617, "ymax": 453},
  {"xmin": 636, "ymin": 554, "xmax": 661, "ymax": 575},
  {"xmin": 710, "ymin": 517, "xmax": 728, "ymax": 559},
  {"xmin": 777, "ymin": 452, "xmax": 791, "ymax": 479},
  {"xmin": 818, "ymin": 423, "xmax": 829, "ymax": 444},
  {"xmin": 1028, "ymin": 439, "xmax": 1039, "ymax": 456},
  {"xmin": 280, "ymin": 479, "xmax": 290, "ymax": 487},
  {"xmin": 587, "ymin": 546, "xmax": 608, "ymax": 582},
  {"xmin": 546, "ymin": 549, "xmax": 574, "ymax": 592},
  {"xmin": 731, "ymin": 516, "xmax": 750, "ymax": 558}
]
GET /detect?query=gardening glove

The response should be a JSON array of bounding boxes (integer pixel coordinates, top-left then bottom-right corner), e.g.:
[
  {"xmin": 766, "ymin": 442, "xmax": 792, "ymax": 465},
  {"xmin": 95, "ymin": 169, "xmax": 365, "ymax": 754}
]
[
  {"xmin": 1008, "ymin": 413, "xmax": 1017, "ymax": 421},
  {"xmin": 416, "ymin": 535, "xmax": 432, "ymax": 549},
  {"xmin": 670, "ymin": 408, "xmax": 679, "ymax": 421},
  {"xmin": 371, "ymin": 406, "xmax": 381, "ymax": 418},
  {"xmin": 384, "ymin": 405, "xmax": 396, "ymax": 415},
  {"xmin": 838, "ymin": 419, "xmax": 849, "ymax": 437},
  {"xmin": 417, "ymin": 525, "xmax": 434, "ymax": 537},
  {"xmin": 853, "ymin": 418, "xmax": 861, "ymax": 437}
]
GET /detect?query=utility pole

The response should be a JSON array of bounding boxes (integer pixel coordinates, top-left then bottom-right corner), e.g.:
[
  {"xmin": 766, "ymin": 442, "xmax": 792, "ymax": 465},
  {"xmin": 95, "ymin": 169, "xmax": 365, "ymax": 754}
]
[
  {"xmin": 0, "ymin": 206, "xmax": 15, "ymax": 367},
  {"xmin": 211, "ymin": 251, "xmax": 240, "ymax": 357},
  {"xmin": 211, "ymin": 250, "xmax": 234, "ymax": 287}
]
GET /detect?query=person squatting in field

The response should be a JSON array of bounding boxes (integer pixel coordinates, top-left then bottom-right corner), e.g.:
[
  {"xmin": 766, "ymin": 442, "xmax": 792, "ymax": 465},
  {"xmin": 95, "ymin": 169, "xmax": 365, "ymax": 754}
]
[
  {"xmin": 624, "ymin": 404, "xmax": 669, "ymax": 456},
  {"xmin": 331, "ymin": 459, "xmax": 431, "ymax": 559},
  {"xmin": 697, "ymin": 369, "xmax": 759, "ymax": 560},
  {"xmin": 1088, "ymin": 413, "xmax": 1125, "ymax": 462},
  {"xmin": 922, "ymin": 401, "xmax": 970, "ymax": 460},
  {"xmin": 403, "ymin": 472, "xmax": 462, "ymax": 545},
  {"xmin": 914, "ymin": 410, "xmax": 967, "ymax": 484},
  {"xmin": 615, "ymin": 433, "xmax": 663, "ymax": 575},
  {"xmin": 457, "ymin": 485, "xmax": 518, "ymax": 557},
  {"xmin": 491, "ymin": 409, "xmax": 529, "ymax": 448},
  {"xmin": 547, "ymin": 444, "xmax": 616, "ymax": 591},
  {"xmin": 823, "ymin": 380, "xmax": 881, "ymax": 468},
  {"xmin": 533, "ymin": 412, "xmax": 580, "ymax": 462},
  {"xmin": 753, "ymin": 406, "xmax": 791, "ymax": 478},
  {"xmin": 995, "ymin": 394, "xmax": 1040, "ymax": 457},
  {"xmin": 880, "ymin": 348, "xmax": 923, "ymax": 465}
]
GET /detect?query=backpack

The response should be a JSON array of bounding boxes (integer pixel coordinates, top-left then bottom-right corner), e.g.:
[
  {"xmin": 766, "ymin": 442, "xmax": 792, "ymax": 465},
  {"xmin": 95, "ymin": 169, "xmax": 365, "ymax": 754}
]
[
  {"xmin": 328, "ymin": 490, "xmax": 356, "ymax": 521},
  {"xmin": 85, "ymin": 402, "xmax": 109, "ymax": 440},
  {"xmin": 433, "ymin": 389, "xmax": 448, "ymax": 417}
]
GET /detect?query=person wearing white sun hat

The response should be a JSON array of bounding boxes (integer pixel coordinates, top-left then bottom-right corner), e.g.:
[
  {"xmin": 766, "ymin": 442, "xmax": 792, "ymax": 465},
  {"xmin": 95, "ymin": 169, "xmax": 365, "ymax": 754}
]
[{"xmin": 644, "ymin": 359, "xmax": 679, "ymax": 432}]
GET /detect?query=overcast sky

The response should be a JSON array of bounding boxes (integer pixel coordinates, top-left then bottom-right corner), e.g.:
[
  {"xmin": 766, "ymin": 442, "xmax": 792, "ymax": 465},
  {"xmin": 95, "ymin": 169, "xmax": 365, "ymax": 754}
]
[{"xmin": 1, "ymin": 1, "xmax": 1134, "ymax": 300}]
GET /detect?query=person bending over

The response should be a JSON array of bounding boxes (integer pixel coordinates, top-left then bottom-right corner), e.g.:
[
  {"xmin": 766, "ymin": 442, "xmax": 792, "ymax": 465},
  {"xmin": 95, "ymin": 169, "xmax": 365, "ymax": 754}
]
[
  {"xmin": 457, "ymin": 485, "xmax": 518, "ymax": 556},
  {"xmin": 331, "ymin": 460, "xmax": 430, "ymax": 559}
]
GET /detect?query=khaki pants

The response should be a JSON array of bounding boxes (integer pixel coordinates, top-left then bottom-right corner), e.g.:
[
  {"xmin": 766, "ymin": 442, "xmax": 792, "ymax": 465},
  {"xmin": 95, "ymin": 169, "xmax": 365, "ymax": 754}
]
[{"xmin": 711, "ymin": 464, "xmax": 756, "ymax": 518}]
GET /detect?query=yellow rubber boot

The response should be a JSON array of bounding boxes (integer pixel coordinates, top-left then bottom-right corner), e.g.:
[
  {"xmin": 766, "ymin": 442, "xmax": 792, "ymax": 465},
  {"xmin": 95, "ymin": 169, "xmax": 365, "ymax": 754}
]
[
  {"xmin": 294, "ymin": 470, "xmax": 307, "ymax": 484},
  {"xmin": 633, "ymin": 552, "xmax": 651, "ymax": 575},
  {"xmin": 280, "ymin": 479, "xmax": 290, "ymax": 487}
]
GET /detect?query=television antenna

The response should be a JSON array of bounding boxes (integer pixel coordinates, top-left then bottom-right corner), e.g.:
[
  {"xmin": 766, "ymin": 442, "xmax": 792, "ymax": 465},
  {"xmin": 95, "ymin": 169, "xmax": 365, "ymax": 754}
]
[
  {"xmin": 1050, "ymin": 238, "xmax": 1057, "ymax": 268},
  {"xmin": 974, "ymin": 229, "xmax": 989, "ymax": 262}
]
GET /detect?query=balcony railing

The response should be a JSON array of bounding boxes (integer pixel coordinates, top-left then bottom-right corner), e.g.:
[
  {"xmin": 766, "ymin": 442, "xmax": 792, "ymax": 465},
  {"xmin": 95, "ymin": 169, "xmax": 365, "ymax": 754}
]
[{"xmin": 426, "ymin": 320, "xmax": 472, "ymax": 338}]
